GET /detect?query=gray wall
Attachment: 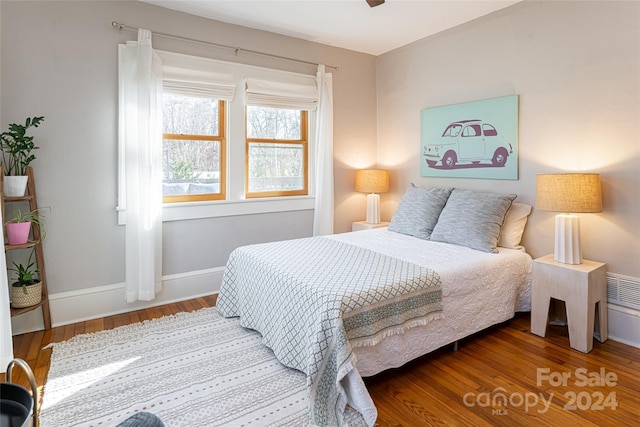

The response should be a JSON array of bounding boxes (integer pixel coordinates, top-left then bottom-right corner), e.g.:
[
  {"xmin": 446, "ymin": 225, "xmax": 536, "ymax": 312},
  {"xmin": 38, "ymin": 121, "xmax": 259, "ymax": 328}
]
[
  {"xmin": 2, "ymin": 0, "xmax": 639, "ymax": 326},
  {"xmin": 0, "ymin": 0, "xmax": 378, "ymax": 298},
  {"xmin": 376, "ymin": 0, "xmax": 640, "ymax": 277}
]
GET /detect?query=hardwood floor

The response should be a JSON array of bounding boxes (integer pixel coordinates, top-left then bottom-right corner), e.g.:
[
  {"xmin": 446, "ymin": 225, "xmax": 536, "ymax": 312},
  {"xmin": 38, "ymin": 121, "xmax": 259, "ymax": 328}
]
[{"xmin": 3, "ymin": 296, "xmax": 639, "ymax": 426}]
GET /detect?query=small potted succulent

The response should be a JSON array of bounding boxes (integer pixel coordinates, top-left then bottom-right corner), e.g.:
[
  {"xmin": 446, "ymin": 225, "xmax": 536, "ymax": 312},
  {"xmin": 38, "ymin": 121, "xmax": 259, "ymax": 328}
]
[
  {"xmin": 5, "ymin": 208, "xmax": 47, "ymax": 245},
  {"xmin": 0, "ymin": 116, "xmax": 44, "ymax": 196},
  {"xmin": 9, "ymin": 250, "xmax": 42, "ymax": 308}
]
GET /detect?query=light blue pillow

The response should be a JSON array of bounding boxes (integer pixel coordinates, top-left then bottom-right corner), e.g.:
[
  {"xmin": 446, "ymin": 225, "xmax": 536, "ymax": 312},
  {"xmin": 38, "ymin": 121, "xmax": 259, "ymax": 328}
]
[
  {"xmin": 389, "ymin": 184, "xmax": 453, "ymax": 240},
  {"xmin": 430, "ymin": 189, "xmax": 516, "ymax": 253}
]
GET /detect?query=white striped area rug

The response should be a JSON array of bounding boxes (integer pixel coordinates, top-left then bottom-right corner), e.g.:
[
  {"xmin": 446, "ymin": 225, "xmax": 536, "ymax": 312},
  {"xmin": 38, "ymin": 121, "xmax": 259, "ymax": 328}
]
[{"xmin": 40, "ymin": 307, "xmax": 365, "ymax": 427}]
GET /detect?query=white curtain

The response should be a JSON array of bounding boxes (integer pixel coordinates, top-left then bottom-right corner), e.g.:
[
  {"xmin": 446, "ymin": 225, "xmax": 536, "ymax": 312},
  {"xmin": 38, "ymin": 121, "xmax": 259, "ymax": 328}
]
[
  {"xmin": 0, "ymin": 206, "xmax": 13, "ymax": 372},
  {"xmin": 119, "ymin": 29, "xmax": 163, "ymax": 302},
  {"xmin": 313, "ymin": 65, "xmax": 334, "ymax": 236}
]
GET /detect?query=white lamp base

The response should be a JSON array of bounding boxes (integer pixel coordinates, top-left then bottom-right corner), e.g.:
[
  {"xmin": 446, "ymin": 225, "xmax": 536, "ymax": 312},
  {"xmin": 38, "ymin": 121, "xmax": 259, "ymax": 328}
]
[
  {"xmin": 365, "ymin": 193, "xmax": 381, "ymax": 224},
  {"xmin": 554, "ymin": 213, "xmax": 582, "ymax": 264}
]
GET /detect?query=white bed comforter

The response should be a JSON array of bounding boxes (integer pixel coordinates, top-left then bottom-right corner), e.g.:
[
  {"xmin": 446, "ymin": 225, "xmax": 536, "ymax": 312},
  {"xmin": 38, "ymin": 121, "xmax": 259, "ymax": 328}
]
[
  {"xmin": 329, "ymin": 229, "xmax": 533, "ymax": 376},
  {"xmin": 217, "ymin": 235, "xmax": 444, "ymax": 427},
  {"xmin": 329, "ymin": 229, "xmax": 531, "ymax": 311},
  {"xmin": 217, "ymin": 229, "xmax": 533, "ymax": 426}
]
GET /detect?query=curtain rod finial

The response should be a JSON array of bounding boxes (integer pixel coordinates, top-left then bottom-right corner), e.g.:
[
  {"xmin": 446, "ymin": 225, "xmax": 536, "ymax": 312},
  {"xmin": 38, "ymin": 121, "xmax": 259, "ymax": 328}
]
[{"xmin": 112, "ymin": 21, "xmax": 124, "ymax": 31}]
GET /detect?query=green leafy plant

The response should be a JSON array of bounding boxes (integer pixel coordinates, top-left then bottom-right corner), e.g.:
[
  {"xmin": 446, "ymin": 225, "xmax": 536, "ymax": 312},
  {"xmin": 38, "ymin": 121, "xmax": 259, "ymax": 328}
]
[
  {"xmin": 9, "ymin": 250, "xmax": 40, "ymax": 294},
  {"xmin": 169, "ymin": 160, "xmax": 198, "ymax": 180},
  {"xmin": 5, "ymin": 207, "xmax": 48, "ymax": 240},
  {"xmin": 0, "ymin": 116, "xmax": 45, "ymax": 176}
]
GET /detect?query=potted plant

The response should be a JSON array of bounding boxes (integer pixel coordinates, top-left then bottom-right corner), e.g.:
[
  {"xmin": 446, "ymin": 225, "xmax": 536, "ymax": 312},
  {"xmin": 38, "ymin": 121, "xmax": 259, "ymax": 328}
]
[
  {"xmin": 9, "ymin": 250, "xmax": 42, "ymax": 308},
  {"xmin": 0, "ymin": 116, "xmax": 44, "ymax": 196},
  {"xmin": 5, "ymin": 208, "xmax": 47, "ymax": 245}
]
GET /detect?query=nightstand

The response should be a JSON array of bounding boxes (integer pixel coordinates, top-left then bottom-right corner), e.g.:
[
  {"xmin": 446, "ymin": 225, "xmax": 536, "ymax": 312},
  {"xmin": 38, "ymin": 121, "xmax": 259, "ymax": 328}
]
[
  {"xmin": 530, "ymin": 254, "xmax": 607, "ymax": 353},
  {"xmin": 352, "ymin": 221, "xmax": 390, "ymax": 231}
]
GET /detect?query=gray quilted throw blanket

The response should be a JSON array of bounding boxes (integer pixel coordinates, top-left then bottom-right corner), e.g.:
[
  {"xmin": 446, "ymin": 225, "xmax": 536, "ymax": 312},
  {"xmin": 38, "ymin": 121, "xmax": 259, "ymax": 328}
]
[{"xmin": 217, "ymin": 236, "xmax": 443, "ymax": 427}]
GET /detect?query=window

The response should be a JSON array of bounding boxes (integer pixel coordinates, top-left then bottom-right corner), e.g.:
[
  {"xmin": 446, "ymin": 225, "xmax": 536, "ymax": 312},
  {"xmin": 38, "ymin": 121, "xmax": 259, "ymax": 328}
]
[
  {"xmin": 442, "ymin": 123, "xmax": 462, "ymax": 137},
  {"xmin": 483, "ymin": 124, "xmax": 498, "ymax": 136},
  {"xmin": 462, "ymin": 124, "xmax": 481, "ymax": 137},
  {"xmin": 244, "ymin": 77, "xmax": 317, "ymax": 199},
  {"xmin": 118, "ymin": 50, "xmax": 321, "ymax": 223},
  {"xmin": 246, "ymin": 106, "xmax": 308, "ymax": 198},
  {"xmin": 162, "ymin": 93, "xmax": 226, "ymax": 203}
]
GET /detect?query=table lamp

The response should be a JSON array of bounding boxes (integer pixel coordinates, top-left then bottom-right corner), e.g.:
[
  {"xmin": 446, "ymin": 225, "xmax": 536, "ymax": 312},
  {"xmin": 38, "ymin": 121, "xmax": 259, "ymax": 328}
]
[
  {"xmin": 355, "ymin": 169, "xmax": 389, "ymax": 224},
  {"xmin": 535, "ymin": 173, "xmax": 603, "ymax": 265}
]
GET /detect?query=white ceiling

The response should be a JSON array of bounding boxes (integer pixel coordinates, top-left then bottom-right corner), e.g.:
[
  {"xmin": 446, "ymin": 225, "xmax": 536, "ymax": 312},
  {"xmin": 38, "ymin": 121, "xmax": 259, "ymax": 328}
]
[{"xmin": 144, "ymin": 0, "xmax": 521, "ymax": 56}]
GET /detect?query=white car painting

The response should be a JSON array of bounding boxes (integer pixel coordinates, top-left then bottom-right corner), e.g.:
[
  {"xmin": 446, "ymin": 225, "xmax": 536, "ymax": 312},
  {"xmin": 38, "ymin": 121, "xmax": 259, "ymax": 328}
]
[{"xmin": 423, "ymin": 120, "xmax": 512, "ymax": 169}]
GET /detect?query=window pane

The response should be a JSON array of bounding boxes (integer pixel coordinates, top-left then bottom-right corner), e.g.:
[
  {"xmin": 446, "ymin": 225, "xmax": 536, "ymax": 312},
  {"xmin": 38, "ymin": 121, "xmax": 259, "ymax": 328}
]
[
  {"xmin": 162, "ymin": 139, "xmax": 221, "ymax": 196},
  {"xmin": 248, "ymin": 143, "xmax": 304, "ymax": 193},
  {"xmin": 163, "ymin": 94, "xmax": 219, "ymax": 136},
  {"xmin": 247, "ymin": 106, "xmax": 301, "ymax": 139}
]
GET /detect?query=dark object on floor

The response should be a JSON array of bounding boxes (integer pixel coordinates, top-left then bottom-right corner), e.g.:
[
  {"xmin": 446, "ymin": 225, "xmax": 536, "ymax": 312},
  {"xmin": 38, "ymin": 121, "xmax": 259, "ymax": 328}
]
[
  {"xmin": 117, "ymin": 412, "xmax": 165, "ymax": 427},
  {"xmin": 1, "ymin": 359, "xmax": 37, "ymax": 427},
  {"xmin": 0, "ymin": 383, "xmax": 32, "ymax": 427}
]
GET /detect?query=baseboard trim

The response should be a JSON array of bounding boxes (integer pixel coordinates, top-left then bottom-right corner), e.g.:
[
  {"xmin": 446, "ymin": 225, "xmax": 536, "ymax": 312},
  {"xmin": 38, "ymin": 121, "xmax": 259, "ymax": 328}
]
[
  {"xmin": 10, "ymin": 267, "xmax": 225, "ymax": 335},
  {"xmin": 12, "ymin": 272, "xmax": 640, "ymax": 351},
  {"xmin": 607, "ymin": 303, "xmax": 640, "ymax": 349}
]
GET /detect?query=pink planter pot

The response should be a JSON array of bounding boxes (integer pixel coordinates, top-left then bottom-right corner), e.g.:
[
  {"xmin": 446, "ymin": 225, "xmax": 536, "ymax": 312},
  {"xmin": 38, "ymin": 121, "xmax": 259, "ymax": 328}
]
[{"xmin": 6, "ymin": 222, "xmax": 31, "ymax": 245}]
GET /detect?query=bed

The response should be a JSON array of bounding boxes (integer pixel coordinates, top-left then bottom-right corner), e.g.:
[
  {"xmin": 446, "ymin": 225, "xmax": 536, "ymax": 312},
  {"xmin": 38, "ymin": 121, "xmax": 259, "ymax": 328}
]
[{"xmin": 217, "ymin": 186, "xmax": 533, "ymax": 427}]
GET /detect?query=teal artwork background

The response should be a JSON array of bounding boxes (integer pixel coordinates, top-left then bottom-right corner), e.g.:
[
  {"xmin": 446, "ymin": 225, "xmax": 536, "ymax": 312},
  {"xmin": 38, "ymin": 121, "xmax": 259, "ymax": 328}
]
[{"xmin": 420, "ymin": 95, "xmax": 519, "ymax": 180}]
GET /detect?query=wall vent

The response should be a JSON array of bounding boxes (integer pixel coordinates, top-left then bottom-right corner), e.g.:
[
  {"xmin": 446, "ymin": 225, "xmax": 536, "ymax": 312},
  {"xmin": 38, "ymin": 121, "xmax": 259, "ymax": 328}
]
[{"xmin": 607, "ymin": 273, "xmax": 640, "ymax": 311}]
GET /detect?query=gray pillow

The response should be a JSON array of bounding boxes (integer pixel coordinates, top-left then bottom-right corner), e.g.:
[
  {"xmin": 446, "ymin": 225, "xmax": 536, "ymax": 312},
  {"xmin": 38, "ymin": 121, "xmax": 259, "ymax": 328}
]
[
  {"xmin": 430, "ymin": 189, "xmax": 516, "ymax": 253},
  {"xmin": 389, "ymin": 184, "xmax": 453, "ymax": 239}
]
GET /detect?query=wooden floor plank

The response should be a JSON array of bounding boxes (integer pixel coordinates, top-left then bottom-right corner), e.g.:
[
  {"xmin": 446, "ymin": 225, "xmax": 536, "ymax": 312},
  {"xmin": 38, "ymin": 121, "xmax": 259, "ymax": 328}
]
[
  {"xmin": 137, "ymin": 308, "xmax": 151, "ymax": 323},
  {"xmin": 127, "ymin": 310, "xmax": 141, "ymax": 325},
  {"xmin": 2, "ymin": 297, "xmax": 637, "ymax": 426},
  {"xmin": 84, "ymin": 317, "xmax": 104, "ymax": 334},
  {"xmin": 175, "ymin": 300, "xmax": 192, "ymax": 313}
]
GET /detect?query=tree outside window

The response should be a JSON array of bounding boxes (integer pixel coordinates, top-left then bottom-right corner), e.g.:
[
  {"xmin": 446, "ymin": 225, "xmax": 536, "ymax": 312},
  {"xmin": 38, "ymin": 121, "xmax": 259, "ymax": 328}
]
[
  {"xmin": 246, "ymin": 106, "xmax": 308, "ymax": 198},
  {"xmin": 162, "ymin": 93, "xmax": 226, "ymax": 202}
]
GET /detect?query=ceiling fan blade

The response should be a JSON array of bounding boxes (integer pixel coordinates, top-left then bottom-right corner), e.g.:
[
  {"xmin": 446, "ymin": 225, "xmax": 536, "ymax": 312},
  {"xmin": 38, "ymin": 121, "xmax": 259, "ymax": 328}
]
[{"xmin": 366, "ymin": 0, "xmax": 385, "ymax": 7}]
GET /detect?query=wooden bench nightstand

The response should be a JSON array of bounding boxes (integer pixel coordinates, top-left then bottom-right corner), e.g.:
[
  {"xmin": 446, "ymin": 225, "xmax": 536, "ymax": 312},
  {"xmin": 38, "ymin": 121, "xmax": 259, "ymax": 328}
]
[{"xmin": 530, "ymin": 254, "xmax": 607, "ymax": 353}]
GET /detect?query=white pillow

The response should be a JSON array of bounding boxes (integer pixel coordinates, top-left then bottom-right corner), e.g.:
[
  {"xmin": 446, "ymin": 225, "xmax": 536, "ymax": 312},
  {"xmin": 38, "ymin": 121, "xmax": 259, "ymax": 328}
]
[{"xmin": 498, "ymin": 202, "xmax": 532, "ymax": 249}]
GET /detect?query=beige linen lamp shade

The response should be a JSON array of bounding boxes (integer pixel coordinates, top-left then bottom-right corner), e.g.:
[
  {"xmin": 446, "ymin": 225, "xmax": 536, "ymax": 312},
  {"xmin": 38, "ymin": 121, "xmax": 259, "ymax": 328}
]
[
  {"xmin": 355, "ymin": 169, "xmax": 389, "ymax": 224},
  {"xmin": 535, "ymin": 173, "xmax": 603, "ymax": 264},
  {"xmin": 535, "ymin": 173, "xmax": 602, "ymax": 213},
  {"xmin": 355, "ymin": 169, "xmax": 390, "ymax": 194}
]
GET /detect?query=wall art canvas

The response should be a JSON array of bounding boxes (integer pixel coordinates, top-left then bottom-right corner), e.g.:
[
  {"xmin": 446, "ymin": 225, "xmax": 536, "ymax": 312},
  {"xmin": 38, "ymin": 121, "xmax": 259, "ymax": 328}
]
[{"xmin": 420, "ymin": 95, "xmax": 519, "ymax": 180}]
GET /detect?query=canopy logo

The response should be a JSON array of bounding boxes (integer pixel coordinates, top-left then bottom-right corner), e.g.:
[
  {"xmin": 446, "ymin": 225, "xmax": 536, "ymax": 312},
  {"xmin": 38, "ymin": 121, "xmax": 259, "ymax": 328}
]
[{"xmin": 462, "ymin": 367, "xmax": 619, "ymax": 415}]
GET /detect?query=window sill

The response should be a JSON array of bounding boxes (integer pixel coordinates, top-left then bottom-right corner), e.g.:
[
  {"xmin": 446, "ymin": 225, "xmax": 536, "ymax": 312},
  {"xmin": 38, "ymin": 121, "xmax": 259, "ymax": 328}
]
[{"xmin": 118, "ymin": 196, "xmax": 315, "ymax": 224}]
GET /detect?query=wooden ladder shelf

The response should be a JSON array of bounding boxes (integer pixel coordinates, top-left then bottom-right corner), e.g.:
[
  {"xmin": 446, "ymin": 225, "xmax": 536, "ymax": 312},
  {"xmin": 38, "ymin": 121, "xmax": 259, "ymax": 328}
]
[{"xmin": 1, "ymin": 166, "xmax": 51, "ymax": 330}]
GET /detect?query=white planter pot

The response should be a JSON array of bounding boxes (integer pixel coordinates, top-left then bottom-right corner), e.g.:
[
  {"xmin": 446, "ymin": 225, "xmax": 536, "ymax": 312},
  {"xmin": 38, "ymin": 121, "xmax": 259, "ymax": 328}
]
[{"xmin": 4, "ymin": 175, "xmax": 28, "ymax": 197}]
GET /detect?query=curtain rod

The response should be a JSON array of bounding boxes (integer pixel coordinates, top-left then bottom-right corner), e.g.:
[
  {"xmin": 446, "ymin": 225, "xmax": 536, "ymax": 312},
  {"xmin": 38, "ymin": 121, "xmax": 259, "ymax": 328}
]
[{"xmin": 111, "ymin": 21, "xmax": 339, "ymax": 71}]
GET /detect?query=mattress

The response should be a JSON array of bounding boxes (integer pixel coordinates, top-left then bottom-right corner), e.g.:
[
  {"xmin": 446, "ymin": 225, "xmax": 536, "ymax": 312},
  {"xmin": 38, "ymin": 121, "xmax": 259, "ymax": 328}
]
[{"xmin": 328, "ymin": 228, "xmax": 532, "ymax": 376}]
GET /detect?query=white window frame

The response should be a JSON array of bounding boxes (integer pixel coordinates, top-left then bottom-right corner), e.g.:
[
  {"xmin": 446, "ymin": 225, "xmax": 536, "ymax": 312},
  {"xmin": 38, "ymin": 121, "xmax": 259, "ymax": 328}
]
[{"xmin": 118, "ymin": 50, "xmax": 317, "ymax": 224}]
